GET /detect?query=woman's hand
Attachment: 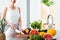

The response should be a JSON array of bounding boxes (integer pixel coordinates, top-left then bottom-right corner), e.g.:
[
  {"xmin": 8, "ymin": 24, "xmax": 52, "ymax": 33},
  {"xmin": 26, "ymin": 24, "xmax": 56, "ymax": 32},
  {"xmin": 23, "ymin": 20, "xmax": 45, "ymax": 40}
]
[
  {"xmin": 18, "ymin": 26, "xmax": 23, "ymax": 31},
  {"xmin": 10, "ymin": 24, "xmax": 15, "ymax": 30},
  {"xmin": 9, "ymin": 23, "xmax": 15, "ymax": 30}
]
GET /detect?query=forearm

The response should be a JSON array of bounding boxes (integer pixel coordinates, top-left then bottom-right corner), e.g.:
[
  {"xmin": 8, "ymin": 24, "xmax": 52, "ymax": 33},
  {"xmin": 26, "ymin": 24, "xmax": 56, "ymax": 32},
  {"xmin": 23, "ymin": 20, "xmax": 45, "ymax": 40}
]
[
  {"xmin": 1, "ymin": 6, "xmax": 7, "ymax": 20},
  {"xmin": 17, "ymin": 7, "xmax": 22, "ymax": 30},
  {"xmin": 18, "ymin": 19, "xmax": 22, "ymax": 28},
  {"xmin": 18, "ymin": 18, "xmax": 23, "ymax": 31}
]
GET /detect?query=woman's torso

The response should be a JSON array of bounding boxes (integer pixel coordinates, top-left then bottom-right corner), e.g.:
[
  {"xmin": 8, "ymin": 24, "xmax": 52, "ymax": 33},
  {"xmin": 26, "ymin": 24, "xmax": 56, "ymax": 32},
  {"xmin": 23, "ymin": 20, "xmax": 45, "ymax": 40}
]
[{"xmin": 6, "ymin": 5, "xmax": 19, "ymax": 24}]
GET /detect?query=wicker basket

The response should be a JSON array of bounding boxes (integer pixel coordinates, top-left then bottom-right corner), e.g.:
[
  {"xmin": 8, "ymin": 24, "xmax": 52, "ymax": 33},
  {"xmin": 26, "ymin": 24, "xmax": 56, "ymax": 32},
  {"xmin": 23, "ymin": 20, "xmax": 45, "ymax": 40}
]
[{"xmin": 0, "ymin": 33, "xmax": 6, "ymax": 40}]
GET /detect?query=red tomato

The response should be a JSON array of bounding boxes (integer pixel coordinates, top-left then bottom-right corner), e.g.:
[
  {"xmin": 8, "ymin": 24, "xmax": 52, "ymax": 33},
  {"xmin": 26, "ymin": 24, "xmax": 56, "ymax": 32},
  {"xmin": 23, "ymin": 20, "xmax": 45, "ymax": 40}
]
[
  {"xmin": 30, "ymin": 29, "xmax": 38, "ymax": 35},
  {"xmin": 43, "ymin": 33, "xmax": 53, "ymax": 40}
]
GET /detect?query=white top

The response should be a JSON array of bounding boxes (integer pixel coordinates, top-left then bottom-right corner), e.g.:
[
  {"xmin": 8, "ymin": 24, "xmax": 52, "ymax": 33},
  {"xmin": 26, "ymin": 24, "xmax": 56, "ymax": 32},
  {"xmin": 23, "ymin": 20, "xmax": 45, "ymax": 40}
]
[{"xmin": 6, "ymin": 5, "xmax": 20, "ymax": 24}]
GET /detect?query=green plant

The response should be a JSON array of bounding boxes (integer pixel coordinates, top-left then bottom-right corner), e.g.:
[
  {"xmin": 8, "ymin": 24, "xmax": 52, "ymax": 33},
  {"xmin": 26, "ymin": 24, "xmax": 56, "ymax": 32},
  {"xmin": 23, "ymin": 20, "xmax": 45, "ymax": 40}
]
[
  {"xmin": 30, "ymin": 20, "xmax": 42, "ymax": 29},
  {"xmin": 30, "ymin": 35, "xmax": 45, "ymax": 40},
  {"xmin": 41, "ymin": 0, "xmax": 54, "ymax": 6},
  {"xmin": 23, "ymin": 38, "xmax": 27, "ymax": 40},
  {"xmin": 0, "ymin": 19, "xmax": 6, "ymax": 33}
]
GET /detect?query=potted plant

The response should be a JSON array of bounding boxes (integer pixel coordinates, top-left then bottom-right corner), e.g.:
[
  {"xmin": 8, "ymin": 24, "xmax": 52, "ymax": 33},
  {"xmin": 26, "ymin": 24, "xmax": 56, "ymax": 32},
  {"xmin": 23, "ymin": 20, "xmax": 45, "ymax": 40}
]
[
  {"xmin": 41, "ymin": 0, "xmax": 54, "ymax": 16},
  {"xmin": 0, "ymin": 19, "xmax": 6, "ymax": 40},
  {"xmin": 41, "ymin": 0, "xmax": 54, "ymax": 7},
  {"xmin": 40, "ymin": 0, "xmax": 54, "ymax": 20},
  {"xmin": 41, "ymin": 0, "xmax": 54, "ymax": 29},
  {"xmin": 40, "ymin": 0, "xmax": 54, "ymax": 18}
]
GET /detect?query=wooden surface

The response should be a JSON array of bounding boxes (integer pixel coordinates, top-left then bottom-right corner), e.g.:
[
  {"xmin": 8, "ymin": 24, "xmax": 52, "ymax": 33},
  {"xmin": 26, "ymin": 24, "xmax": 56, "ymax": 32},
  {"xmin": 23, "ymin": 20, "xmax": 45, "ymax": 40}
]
[
  {"xmin": 11, "ymin": 34, "xmax": 29, "ymax": 38},
  {"xmin": 10, "ymin": 34, "xmax": 56, "ymax": 40}
]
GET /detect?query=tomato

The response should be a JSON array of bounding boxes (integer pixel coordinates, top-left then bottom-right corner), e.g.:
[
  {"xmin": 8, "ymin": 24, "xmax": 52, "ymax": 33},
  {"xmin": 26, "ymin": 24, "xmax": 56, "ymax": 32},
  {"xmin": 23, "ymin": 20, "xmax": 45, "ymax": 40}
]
[{"xmin": 30, "ymin": 29, "xmax": 38, "ymax": 35}]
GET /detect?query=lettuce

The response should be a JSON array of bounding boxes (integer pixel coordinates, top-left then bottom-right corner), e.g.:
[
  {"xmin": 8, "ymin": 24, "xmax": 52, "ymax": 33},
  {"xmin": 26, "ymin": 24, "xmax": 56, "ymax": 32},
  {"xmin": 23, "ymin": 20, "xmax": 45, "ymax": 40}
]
[
  {"xmin": 30, "ymin": 20, "xmax": 42, "ymax": 29},
  {"xmin": 30, "ymin": 35, "xmax": 45, "ymax": 40}
]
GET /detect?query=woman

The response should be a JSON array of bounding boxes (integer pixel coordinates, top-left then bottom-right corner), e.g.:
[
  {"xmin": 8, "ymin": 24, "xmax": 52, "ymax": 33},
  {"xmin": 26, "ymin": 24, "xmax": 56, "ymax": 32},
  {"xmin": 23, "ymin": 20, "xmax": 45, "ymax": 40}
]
[{"xmin": 1, "ymin": 0, "xmax": 23, "ymax": 40}]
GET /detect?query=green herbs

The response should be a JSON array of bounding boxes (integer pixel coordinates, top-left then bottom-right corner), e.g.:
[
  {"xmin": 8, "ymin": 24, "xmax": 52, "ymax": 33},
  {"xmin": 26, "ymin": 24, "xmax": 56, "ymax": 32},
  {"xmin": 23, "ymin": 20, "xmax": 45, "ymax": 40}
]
[
  {"xmin": 30, "ymin": 35, "xmax": 45, "ymax": 40},
  {"xmin": 0, "ymin": 19, "xmax": 6, "ymax": 33},
  {"xmin": 23, "ymin": 38, "xmax": 27, "ymax": 40},
  {"xmin": 41, "ymin": 0, "xmax": 54, "ymax": 6},
  {"xmin": 30, "ymin": 20, "xmax": 42, "ymax": 29}
]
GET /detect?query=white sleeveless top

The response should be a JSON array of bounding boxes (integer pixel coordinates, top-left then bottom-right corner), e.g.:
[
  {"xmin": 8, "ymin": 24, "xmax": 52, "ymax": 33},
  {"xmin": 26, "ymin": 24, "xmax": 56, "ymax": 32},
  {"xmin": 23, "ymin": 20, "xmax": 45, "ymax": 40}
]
[{"xmin": 6, "ymin": 5, "xmax": 19, "ymax": 24}]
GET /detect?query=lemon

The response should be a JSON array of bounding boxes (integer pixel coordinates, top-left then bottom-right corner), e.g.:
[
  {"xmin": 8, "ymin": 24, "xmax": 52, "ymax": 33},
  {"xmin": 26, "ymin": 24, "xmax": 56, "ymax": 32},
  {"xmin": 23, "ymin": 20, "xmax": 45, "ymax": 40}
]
[
  {"xmin": 25, "ymin": 28, "xmax": 29, "ymax": 33},
  {"xmin": 47, "ymin": 29, "xmax": 56, "ymax": 36},
  {"xmin": 39, "ymin": 32, "xmax": 45, "ymax": 36}
]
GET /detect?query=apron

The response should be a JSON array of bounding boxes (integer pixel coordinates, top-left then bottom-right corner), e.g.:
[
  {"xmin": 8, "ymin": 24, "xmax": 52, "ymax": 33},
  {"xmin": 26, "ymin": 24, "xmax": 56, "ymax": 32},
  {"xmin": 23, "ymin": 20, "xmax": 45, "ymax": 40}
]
[{"xmin": 4, "ymin": 24, "xmax": 23, "ymax": 40}]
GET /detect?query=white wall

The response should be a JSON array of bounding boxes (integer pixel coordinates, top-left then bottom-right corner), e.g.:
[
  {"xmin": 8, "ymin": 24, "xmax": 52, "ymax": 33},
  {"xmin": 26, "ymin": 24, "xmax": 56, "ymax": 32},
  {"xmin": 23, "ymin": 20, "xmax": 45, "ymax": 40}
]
[
  {"xmin": 0, "ymin": 0, "xmax": 8, "ymax": 13},
  {"xmin": 54, "ymin": 0, "xmax": 60, "ymax": 30},
  {"xmin": 15, "ymin": 0, "xmax": 27, "ymax": 29},
  {"xmin": 30, "ymin": 0, "xmax": 40, "ymax": 22}
]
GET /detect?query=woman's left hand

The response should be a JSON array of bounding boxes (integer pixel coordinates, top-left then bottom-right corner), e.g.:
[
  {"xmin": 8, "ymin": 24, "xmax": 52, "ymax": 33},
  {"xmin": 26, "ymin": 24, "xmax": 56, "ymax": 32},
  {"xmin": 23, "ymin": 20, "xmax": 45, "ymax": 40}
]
[{"xmin": 18, "ymin": 26, "xmax": 23, "ymax": 31}]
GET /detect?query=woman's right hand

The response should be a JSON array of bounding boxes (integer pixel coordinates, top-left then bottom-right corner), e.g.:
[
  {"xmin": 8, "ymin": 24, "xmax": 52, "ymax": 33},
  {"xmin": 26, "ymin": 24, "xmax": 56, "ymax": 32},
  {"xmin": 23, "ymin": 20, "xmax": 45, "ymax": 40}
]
[{"xmin": 9, "ymin": 23, "xmax": 15, "ymax": 30}]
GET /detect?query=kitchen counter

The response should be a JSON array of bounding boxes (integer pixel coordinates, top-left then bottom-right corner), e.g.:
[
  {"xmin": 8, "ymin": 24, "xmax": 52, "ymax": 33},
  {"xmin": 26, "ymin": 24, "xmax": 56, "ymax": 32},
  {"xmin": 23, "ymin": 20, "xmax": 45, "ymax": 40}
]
[
  {"xmin": 11, "ymin": 34, "xmax": 57, "ymax": 40},
  {"xmin": 11, "ymin": 34, "xmax": 29, "ymax": 40}
]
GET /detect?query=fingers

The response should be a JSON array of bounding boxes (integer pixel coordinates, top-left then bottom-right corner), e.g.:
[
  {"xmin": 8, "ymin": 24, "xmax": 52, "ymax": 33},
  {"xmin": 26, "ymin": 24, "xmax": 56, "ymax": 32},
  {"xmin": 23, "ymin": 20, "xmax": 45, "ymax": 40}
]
[
  {"xmin": 19, "ymin": 28, "xmax": 23, "ymax": 31},
  {"xmin": 10, "ymin": 24, "xmax": 15, "ymax": 30}
]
